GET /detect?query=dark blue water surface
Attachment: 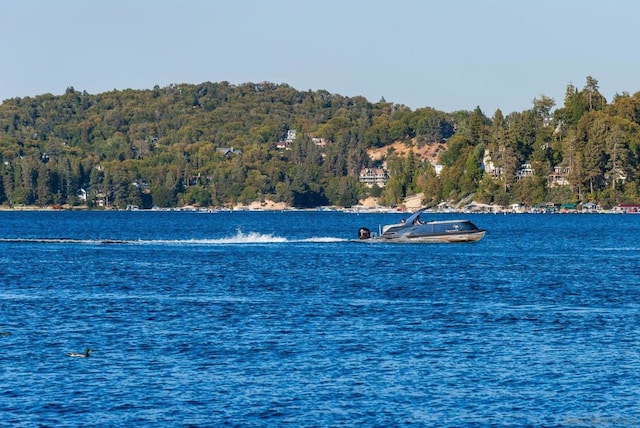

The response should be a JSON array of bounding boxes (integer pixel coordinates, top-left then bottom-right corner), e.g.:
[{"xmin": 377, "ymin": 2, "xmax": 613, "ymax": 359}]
[{"xmin": 1, "ymin": 210, "xmax": 639, "ymax": 427}]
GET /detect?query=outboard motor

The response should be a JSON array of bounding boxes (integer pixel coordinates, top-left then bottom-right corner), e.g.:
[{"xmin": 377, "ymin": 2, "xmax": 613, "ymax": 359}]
[{"xmin": 358, "ymin": 227, "xmax": 371, "ymax": 240}]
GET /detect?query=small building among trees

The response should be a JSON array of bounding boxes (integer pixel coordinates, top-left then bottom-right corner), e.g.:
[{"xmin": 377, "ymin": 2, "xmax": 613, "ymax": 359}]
[{"xmin": 358, "ymin": 168, "xmax": 390, "ymax": 187}]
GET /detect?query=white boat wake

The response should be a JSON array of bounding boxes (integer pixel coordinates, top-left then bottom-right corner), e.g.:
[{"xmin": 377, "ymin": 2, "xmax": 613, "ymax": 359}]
[{"xmin": 0, "ymin": 230, "xmax": 348, "ymax": 245}]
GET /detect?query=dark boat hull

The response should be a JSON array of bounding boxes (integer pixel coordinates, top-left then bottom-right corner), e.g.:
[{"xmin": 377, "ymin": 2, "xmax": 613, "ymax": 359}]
[
  {"xmin": 358, "ymin": 218, "xmax": 486, "ymax": 243},
  {"xmin": 374, "ymin": 229, "xmax": 486, "ymax": 243}
]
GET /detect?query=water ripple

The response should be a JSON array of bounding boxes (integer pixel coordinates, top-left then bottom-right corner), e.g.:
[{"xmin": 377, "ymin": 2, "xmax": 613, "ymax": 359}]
[{"xmin": 1, "ymin": 211, "xmax": 639, "ymax": 426}]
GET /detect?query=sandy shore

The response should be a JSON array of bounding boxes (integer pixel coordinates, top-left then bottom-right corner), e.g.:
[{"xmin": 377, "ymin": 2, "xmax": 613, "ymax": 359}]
[{"xmin": 0, "ymin": 197, "xmax": 390, "ymax": 212}]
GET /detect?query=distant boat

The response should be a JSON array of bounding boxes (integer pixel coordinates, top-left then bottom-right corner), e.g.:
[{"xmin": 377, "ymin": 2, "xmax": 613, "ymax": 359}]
[{"xmin": 358, "ymin": 209, "xmax": 485, "ymax": 243}]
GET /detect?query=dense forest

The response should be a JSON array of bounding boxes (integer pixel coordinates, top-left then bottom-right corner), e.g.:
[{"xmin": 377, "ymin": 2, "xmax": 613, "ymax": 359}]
[{"xmin": 1, "ymin": 76, "xmax": 639, "ymax": 209}]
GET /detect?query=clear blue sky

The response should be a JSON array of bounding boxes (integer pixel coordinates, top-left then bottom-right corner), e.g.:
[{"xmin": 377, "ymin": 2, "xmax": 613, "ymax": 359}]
[{"xmin": 1, "ymin": 0, "xmax": 638, "ymax": 115}]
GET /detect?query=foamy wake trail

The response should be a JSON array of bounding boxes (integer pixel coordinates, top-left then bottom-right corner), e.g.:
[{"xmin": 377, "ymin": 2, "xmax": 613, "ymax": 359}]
[
  {"xmin": 204, "ymin": 230, "xmax": 288, "ymax": 244},
  {"xmin": 203, "ymin": 231, "xmax": 347, "ymax": 244},
  {"xmin": 300, "ymin": 237, "xmax": 348, "ymax": 243},
  {"xmin": 132, "ymin": 231, "xmax": 287, "ymax": 245},
  {"xmin": 0, "ymin": 231, "xmax": 347, "ymax": 245},
  {"xmin": 147, "ymin": 231, "xmax": 346, "ymax": 244}
]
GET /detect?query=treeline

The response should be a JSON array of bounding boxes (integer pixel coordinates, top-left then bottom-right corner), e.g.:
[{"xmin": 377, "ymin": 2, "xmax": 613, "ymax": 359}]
[{"xmin": 0, "ymin": 77, "xmax": 639, "ymax": 209}]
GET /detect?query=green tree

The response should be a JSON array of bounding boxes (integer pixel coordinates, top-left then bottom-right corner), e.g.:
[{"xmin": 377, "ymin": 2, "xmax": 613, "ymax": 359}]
[
  {"xmin": 460, "ymin": 144, "xmax": 484, "ymax": 195},
  {"xmin": 36, "ymin": 163, "xmax": 52, "ymax": 206},
  {"xmin": 151, "ymin": 184, "xmax": 177, "ymax": 207},
  {"xmin": 584, "ymin": 76, "xmax": 606, "ymax": 111},
  {"xmin": 326, "ymin": 176, "xmax": 360, "ymax": 207},
  {"xmin": 380, "ymin": 175, "xmax": 404, "ymax": 206}
]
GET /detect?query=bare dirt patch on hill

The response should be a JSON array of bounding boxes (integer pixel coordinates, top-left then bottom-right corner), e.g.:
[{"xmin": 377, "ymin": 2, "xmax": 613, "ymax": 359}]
[{"xmin": 367, "ymin": 140, "xmax": 447, "ymax": 164}]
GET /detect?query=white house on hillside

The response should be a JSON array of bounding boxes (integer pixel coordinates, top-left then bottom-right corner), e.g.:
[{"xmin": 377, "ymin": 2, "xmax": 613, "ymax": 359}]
[{"xmin": 359, "ymin": 168, "xmax": 389, "ymax": 187}]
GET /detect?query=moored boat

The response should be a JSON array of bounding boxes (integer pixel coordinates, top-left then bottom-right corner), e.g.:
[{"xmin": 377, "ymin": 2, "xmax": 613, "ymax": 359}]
[{"xmin": 358, "ymin": 210, "xmax": 486, "ymax": 243}]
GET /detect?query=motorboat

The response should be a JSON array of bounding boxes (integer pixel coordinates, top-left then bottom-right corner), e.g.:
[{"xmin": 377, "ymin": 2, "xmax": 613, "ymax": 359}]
[{"xmin": 358, "ymin": 210, "xmax": 486, "ymax": 243}]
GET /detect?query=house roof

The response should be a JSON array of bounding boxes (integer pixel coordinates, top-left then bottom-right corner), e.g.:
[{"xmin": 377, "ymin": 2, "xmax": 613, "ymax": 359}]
[{"xmin": 216, "ymin": 147, "xmax": 242, "ymax": 156}]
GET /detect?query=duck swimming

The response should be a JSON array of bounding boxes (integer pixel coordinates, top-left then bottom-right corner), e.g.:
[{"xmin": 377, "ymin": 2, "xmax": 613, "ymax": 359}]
[{"xmin": 67, "ymin": 348, "xmax": 92, "ymax": 358}]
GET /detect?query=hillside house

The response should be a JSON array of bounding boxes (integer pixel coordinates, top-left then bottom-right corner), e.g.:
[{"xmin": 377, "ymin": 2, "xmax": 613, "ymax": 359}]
[
  {"xmin": 216, "ymin": 147, "xmax": 243, "ymax": 157},
  {"xmin": 482, "ymin": 151, "xmax": 502, "ymax": 178},
  {"xmin": 276, "ymin": 129, "xmax": 298, "ymax": 150},
  {"xmin": 285, "ymin": 130, "xmax": 297, "ymax": 143},
  {"xmin": 548, "ymin": 166, "xmax": 570, "ymax": 187},
  {"xmin": 312, "ymin": 137, "xmax": 327, "ymax": 147},
  {"xmin": 359, "ymin": 168, "xmax": 389, "ymax": 187},
  {"xmin": 516, "ymin": 163, "xmax": 534, "ymax": 179}
]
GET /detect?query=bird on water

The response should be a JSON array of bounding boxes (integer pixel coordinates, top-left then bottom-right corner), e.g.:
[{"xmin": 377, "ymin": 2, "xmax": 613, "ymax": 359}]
[{"xmin": 67, "ymin": 348, "xmax": 92, "ymax": 358}]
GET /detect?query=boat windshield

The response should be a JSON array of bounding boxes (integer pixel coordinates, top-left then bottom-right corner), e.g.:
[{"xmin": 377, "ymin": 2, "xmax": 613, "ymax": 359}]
[{"xmin": 404, "ymin": 209, "xmax": 425, "ymax": 226}]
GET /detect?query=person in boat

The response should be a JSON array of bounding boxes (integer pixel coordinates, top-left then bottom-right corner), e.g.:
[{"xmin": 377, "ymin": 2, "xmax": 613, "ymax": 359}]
[
  {"xmin": 400, "ymin": 219, "xmax": 405, "ymax": 225},
  {"xmin": 413, "ymin": 215, "xmax": 424, "ymax": 225}
]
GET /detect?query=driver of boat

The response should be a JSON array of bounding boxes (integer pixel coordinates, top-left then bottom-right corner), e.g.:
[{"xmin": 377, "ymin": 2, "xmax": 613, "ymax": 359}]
[{"xmin": 413, "ymin": 215, "xmax": 423, "ymax": 225}]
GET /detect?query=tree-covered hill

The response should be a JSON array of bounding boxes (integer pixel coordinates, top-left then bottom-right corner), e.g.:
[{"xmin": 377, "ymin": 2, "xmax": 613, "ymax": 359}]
[{"xmin": 1, "ymin": 77, "xmax": 639, "ymax": 209}]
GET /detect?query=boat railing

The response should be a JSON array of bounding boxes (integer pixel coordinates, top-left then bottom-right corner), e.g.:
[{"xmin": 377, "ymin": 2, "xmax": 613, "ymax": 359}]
[{"xmin": 381, "ymin": 223, "xmax": 404, "ymax": 234}]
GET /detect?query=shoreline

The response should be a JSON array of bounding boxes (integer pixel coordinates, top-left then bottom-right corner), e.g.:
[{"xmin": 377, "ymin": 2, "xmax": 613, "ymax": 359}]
[{"xmin": 0, "ymin": 204, "xmax": 633, "ymax": 214}]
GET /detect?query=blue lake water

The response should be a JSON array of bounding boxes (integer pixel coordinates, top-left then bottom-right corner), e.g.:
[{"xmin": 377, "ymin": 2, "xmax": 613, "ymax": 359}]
[{"xmin": 0, "ymin": 210, "xmax": 639, "ymax": 427}]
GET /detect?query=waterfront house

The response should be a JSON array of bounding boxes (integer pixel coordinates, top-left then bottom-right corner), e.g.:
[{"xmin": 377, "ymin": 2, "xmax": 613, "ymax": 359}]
[{"xmin": 358, "ymin": 168, "xmax": 390, "ymax": 187}]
